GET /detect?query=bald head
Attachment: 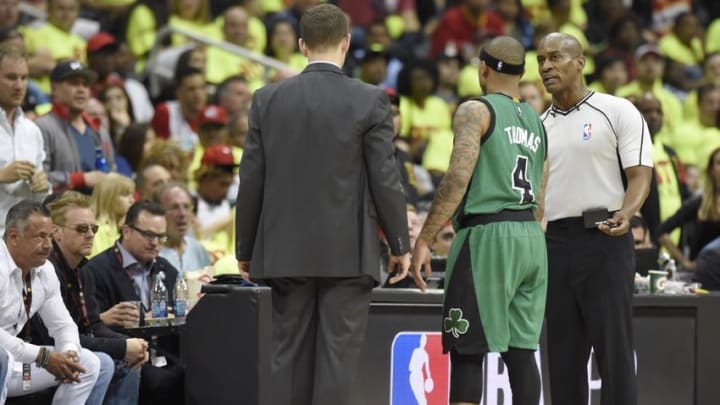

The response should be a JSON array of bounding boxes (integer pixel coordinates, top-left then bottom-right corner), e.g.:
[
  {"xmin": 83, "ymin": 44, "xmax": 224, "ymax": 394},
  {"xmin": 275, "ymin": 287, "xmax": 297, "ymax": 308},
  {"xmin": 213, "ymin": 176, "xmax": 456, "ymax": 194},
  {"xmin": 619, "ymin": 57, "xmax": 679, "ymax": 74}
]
[
  {"xmin": 537, "ymin": 32, "xmax": 586, "ymax": 100},
  {"xmin": 483, "ymin": 35, "xmax": 525, "ymax": 67},
  {"xmin": 538, "ymin": 32, "xmax": 583, "ymax": 58}
]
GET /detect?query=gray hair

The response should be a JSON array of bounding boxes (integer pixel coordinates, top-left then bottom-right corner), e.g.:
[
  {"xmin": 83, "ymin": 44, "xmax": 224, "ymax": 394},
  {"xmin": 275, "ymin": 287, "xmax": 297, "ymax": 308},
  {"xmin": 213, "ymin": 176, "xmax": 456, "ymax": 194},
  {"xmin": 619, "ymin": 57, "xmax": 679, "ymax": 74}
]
[
  {"xmin": 4, "ymin": 200, "xmax": 50, "ymax": 240},
  {"xmin": 153, "ymin": 181, "xmax": 194, "ymax": 208}
]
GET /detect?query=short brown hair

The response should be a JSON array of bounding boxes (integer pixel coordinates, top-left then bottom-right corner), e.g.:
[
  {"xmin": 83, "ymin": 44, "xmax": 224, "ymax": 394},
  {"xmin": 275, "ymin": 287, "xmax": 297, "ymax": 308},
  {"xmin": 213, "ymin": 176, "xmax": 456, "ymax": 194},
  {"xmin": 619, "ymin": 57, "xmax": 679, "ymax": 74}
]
[
  {"xmin": 0, "ymin": 44, "xmax": 26, "ymax": 65},
  {"xmin": 300, "ymin": 4, "xmax": 349, "ymax": 51}
]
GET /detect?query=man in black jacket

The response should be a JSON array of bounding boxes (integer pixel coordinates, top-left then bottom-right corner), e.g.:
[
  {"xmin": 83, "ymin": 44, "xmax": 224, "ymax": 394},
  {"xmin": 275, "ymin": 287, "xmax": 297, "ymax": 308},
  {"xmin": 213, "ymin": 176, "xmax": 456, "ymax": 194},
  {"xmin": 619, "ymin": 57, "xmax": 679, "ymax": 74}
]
[
  {"xmin": 30, "ymin": 191, "xmax": 146, "ymax": 403},
  {"xmin": 81, "ymin": 200, "xmax": 184, "ymax": 405}
]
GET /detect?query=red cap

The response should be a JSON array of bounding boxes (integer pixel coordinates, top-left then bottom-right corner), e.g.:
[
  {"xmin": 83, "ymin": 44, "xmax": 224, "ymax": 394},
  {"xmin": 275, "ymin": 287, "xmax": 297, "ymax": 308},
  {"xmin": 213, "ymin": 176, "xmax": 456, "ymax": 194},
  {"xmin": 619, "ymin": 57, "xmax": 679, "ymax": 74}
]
[
  {"xmin": 201, "ymin": 144, "xmax": 236, "ymax": 167},
  {"xmin": 197, "ymin": 105, "xmax": 230, "ymax": 127},
  {"xmin": 87, "ymin": 32, "xmax": 117, "ymax": 53}
]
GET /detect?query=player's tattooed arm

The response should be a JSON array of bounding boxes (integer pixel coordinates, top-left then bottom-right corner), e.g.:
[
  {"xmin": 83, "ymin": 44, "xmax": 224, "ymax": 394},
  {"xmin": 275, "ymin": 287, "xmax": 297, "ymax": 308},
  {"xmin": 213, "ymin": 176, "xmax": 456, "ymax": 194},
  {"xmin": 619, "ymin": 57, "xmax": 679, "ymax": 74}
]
[{"xmin": 418, "ymin": 100, "xmax": 488, "ymax": 243}]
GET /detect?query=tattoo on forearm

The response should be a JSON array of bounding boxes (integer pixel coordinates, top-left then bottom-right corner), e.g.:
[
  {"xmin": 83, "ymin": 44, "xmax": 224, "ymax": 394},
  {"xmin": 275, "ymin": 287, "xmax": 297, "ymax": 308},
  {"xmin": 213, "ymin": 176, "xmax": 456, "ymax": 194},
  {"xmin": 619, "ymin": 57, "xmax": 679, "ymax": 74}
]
[{"xmin": 419, "ymin": 101, "xmax": 485, "ymax": 243}]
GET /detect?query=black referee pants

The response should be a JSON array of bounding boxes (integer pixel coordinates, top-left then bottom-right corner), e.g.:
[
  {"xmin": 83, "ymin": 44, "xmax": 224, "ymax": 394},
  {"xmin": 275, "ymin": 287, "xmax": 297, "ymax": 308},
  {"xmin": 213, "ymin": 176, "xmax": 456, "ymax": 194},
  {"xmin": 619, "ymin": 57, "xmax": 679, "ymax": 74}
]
[{"xmin": 545, "ymin": 218, "xmax": 637, "ymax": 405}]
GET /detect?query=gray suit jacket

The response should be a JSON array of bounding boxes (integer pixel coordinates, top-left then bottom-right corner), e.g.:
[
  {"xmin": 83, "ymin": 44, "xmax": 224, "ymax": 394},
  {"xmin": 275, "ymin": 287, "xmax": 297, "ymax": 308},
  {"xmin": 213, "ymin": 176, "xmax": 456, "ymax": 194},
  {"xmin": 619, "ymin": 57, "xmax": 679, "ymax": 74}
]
[{"xmin": 236, "ymin": 62, "xmax": 410, "ymax": 282}]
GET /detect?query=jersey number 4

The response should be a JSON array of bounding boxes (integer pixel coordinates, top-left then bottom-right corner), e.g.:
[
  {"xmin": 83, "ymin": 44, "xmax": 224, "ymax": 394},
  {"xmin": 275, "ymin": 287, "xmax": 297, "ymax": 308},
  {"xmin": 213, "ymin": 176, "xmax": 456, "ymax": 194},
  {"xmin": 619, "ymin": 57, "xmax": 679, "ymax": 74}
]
[{"xmin": 512, "ymin": 155, "xmax": 534, "ymax": 204}]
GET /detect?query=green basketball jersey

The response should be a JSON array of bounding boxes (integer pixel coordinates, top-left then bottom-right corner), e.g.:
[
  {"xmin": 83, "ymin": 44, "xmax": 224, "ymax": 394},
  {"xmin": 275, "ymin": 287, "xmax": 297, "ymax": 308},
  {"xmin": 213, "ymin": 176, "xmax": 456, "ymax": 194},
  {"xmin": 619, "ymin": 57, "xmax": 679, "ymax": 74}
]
[{"xmin": 459, "ymin": 93, "xmax": 547, "ymax": 216}]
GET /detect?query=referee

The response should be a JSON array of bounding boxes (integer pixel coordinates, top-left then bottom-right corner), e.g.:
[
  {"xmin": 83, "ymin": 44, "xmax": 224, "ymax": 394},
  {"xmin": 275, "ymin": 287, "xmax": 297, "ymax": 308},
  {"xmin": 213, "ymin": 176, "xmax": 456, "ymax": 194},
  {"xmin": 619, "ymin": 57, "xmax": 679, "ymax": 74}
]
[{"xmin": 538, "ymin": 33, "xmax": 653, "ymax": 405}]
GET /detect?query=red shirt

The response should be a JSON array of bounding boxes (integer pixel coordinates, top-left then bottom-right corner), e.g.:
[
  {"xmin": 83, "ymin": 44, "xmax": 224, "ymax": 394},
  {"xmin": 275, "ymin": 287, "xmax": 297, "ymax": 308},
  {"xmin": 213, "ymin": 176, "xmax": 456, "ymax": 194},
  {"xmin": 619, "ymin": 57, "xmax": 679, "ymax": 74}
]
[
  {"xmin": 430, "ymin": 5, "xmax": 505, "ymax": 58},
  {"xmin": 337, "ymin": 0, "xmax": 415, "ymax": 27}
]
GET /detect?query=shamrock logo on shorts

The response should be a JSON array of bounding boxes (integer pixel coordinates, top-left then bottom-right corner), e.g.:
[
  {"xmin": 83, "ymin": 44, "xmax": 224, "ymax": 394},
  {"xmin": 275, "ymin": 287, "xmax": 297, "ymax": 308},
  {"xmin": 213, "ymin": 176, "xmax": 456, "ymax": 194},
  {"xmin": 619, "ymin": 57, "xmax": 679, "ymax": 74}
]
[{"xmin": 444, "ymin": 308, "xmax": 469, "ymax": 338}]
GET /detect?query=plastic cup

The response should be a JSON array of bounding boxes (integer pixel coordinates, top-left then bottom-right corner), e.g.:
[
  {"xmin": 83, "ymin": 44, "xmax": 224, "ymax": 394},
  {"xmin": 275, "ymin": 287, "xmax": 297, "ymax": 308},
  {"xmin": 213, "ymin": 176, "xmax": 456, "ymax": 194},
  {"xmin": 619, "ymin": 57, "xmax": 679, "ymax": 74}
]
[
  {"xmin": 664, "ymin": 280, "xmax": 685, "ymax": 295},
  {"xmin": 648, "ymin": 270, "xmax": 668, "ymax": 294},
  {"xmin": 123, "ymin": 301, "xmax": 142, "ymax": 328}
]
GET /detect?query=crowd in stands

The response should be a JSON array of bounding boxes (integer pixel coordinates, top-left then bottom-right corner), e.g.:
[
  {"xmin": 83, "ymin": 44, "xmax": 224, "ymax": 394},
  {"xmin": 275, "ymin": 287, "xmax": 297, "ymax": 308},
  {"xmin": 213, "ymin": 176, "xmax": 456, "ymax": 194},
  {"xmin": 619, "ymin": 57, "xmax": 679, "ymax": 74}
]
[{"xmin": 2, "ymin": 0, "xmax": 720, "ymax": 401}]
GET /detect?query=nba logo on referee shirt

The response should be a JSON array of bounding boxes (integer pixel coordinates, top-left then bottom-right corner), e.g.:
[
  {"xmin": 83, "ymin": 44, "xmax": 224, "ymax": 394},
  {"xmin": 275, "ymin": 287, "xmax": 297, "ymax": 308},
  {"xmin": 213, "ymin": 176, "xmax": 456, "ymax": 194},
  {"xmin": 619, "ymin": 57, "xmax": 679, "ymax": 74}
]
[
  {"xmin": 582, "ymin": 122, "xmax": 592, "ymax": 140},
  {"xmin": 390, "ymin": 332, "xmax": 449, "ymax": 405}
]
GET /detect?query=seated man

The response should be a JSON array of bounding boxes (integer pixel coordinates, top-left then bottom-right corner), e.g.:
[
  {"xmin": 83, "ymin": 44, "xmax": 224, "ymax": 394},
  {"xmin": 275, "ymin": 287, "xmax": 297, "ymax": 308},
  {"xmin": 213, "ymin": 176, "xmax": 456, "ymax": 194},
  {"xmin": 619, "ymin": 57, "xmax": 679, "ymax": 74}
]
[
  {"xmin": 694, "ymin": 236, "xmax": 720, "ymax": 290},
  {"xmin": 0, "ymin": 200, "xmax": 104, "ymax": 404},
  {"xmin": 29, "ymin": 191, "xmax": 148, "ymax": 404},
  {"xmin": 81, "ymin": 200, "xmax": 184, "ymax": 405},
  {"xmin": 155, "ymin": 182, "xmax": 211, "ymax": 274},
  {"xmin": 135, "ymin": 164, "xmax": 172, "ymax": 201},
  {"xmin": 631, "ymin": 214, "xmax": 654, "ymax": 249},
  {"xmin": 37, "ymin": 61, "xmax": 114, "ymax": 194}
]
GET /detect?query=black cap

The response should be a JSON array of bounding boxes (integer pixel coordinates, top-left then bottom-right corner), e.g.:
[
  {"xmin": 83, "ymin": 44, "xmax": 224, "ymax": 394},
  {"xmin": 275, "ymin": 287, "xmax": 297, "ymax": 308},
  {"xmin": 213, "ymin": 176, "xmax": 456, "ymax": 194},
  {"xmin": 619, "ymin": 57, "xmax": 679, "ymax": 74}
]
[{"xmin": 50, "ymin": 60, "xmax": 98, "ymax": 83}]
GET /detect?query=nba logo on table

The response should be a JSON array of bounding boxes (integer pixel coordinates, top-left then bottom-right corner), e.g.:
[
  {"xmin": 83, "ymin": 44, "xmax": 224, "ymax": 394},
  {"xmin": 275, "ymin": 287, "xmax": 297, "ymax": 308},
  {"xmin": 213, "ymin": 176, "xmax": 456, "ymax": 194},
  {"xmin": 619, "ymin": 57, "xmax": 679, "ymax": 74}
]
[
  {"xmin": 582, "ymin": 122, "xmax": 592, "ymax": 140},
  {"xmin": 390, "ymin": 332, "xmax": 449, "ymax": 405}
]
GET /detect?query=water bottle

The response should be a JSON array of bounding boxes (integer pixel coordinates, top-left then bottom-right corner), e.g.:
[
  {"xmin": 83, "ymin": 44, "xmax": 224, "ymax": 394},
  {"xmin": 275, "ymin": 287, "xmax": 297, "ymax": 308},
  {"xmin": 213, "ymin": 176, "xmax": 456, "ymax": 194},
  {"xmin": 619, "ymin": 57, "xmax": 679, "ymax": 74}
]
[
  {"xmin": 94, "ymin": 147, "xmax": 109, "ymax": 173},
  {"xmin": 151, "ymin": 272, "xmax": 168, "ymax": 325},
  {"xmin": 174, "ymin": 275, "xmax": 188, "ymax": 322},
  {"xmin": 667, "ymin": 258, "xmax": 678, "ymax": 281}
]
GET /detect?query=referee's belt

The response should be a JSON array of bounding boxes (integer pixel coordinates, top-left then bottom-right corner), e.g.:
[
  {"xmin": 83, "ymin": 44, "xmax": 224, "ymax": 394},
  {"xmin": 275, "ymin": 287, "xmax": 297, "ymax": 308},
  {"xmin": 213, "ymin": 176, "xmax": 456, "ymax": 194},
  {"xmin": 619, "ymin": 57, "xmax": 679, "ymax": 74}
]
[{"xmin": 458, "ymin": 209, "xmax": 535, "ymax": 229}]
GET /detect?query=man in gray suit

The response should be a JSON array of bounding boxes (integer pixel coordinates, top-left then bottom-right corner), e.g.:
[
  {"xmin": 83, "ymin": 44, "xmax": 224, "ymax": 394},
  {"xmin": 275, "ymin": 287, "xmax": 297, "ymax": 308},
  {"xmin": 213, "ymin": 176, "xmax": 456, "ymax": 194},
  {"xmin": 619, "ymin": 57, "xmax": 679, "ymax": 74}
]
[{"xmin": 235, "ymin": 4, "xmax": 412, "ymax": 405}]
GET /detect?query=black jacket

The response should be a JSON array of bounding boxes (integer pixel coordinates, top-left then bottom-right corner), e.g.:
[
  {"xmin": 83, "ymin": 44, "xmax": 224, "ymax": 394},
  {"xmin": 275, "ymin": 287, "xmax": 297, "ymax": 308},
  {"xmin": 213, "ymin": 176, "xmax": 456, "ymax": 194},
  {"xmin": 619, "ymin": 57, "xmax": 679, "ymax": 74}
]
[{"xmin": 80, "ymin": 243, "xmax": 179, "ymax": 324}]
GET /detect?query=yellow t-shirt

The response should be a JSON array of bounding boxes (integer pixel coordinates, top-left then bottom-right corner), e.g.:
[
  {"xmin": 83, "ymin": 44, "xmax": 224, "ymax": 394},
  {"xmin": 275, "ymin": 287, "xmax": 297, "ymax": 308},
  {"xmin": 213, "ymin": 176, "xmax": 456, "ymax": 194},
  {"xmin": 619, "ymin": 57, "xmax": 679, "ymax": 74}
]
[
  {"xmin": 683, "ymin": 90, "xmax": 698, "ymax": 123},
  {"xmin": 248, "ymin": 16, "xmax": 268, "ymax": 54},
  {"xmin": 268, "ymin": 53, "xmax": 307, "ymax": 80},
  {"xmin": 169, "ymin": 16, "xmax": 222, "ymax": 47},
  {"xmin": 706, "ymin": 18, "xmax": 720, "ymax": 53},
  {"xmin": 20, "ymin": 23, "xmax": 86, "ymax": 94},
  {"xmin": 399, "ymin": 95, "xmax": 453, "ymax": 172},
  {"xmin": 457, "ymin": 64, "xmax": 482, "ymax": 99},
  {"xmin": 212, "ymin": 14, "xmax": 267, "ymax": 54},
  {"xmin": 90, "ymin": 221, "xmax": 120, "ymax": 258},
  {"xmin": 286, "ymin": 53, "xmax": 308, "ymax": 71},
  {"xmin": 260, "ymin": 0, "xmax": 284, "ymax": 15},
  {"xmin": 523, "ymin": 50, "xmax": 541, "ymax": 84},
  {"xmin": 205, "ymin": 46, "xmax": 265, "ymax": 90},
  {"xmin": 667, "ymin": 120, "xmax": 720, "ymax": 169},
  {"xmin": 422, "ymin": 128, "xmax": 454, "ymax": 173},
  {"xmin": 559, "ymin": 23, "xmax": 594, "ymax": 76},
  {"xmin": 616, "ymin": 80, "xmax": 683, "ymax": 134},
  {"xmin": 653, "ymin": 140, "xmax": 683, "ymax": 245},
  {"xmin": 521, "ymin": 0, "xmax": 587, "ymax": 28},
  {"xmin": 658, "ymin": 34, "xmax": 704, "ymax": 66},
  {"xmin": 198, "ymin": 204, "xmax": 237, "ymax": 261},
  {"xmin": 125, "ymin": 4, "xmax": 156, "ymax": 59},
  {"xmin": 587, "ymin": 80, "xmax": 608, "ymax": 94}
]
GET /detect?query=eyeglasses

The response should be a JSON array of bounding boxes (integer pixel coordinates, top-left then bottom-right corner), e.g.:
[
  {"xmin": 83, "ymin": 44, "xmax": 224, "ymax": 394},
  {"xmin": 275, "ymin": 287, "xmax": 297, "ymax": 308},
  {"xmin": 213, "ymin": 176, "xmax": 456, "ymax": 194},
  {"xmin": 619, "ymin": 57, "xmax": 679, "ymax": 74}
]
[
  {"xmin": 65, "ymin": 224, "xmax": 99, "ymax": 234},
  {"xmin": 128, "ymin": 224, "xmax": 168, "ymax": 244}
]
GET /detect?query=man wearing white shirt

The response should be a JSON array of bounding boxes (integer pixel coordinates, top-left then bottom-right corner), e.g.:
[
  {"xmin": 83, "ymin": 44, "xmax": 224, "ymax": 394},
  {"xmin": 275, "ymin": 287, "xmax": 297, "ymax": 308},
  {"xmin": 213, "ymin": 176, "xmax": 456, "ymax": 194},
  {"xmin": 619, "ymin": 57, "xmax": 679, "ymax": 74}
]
[
  {"xmin": 0, "ymin": 45, "xmax": 49, "ymax": 236},
  {"xmin": 0, "ymin": 200, "xmax": 102, "ymax": 404}
]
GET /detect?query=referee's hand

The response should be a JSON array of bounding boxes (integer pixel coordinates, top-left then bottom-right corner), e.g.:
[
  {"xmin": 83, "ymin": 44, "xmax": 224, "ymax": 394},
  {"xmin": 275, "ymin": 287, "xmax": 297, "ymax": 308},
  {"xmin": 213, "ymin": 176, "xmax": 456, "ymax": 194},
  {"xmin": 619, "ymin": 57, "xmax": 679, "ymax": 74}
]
[{"xmin": 598, "ymin": 211, "xmax": 630, "ymax": 236}]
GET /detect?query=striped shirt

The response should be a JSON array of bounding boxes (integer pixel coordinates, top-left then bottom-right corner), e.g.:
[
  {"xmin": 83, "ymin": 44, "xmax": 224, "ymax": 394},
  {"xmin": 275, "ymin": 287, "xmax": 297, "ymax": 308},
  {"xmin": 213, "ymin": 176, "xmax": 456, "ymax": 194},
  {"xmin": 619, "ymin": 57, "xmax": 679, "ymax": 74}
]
[{"xmin": 541, "ymin": 91, "xmax": 653, "ymax": 221}]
